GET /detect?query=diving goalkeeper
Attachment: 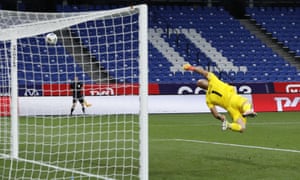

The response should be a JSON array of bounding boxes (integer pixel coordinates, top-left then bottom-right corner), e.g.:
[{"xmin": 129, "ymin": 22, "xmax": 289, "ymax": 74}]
[{"xmin": 183, "ymin": 64, "xmax": 257, "ymax": 133}]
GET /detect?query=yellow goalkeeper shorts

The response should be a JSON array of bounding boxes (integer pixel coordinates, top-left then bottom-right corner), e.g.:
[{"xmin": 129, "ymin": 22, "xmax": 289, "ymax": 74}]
[{"xmin": 227, "ymin": 94, "xmax": 248, "ymax": 123}]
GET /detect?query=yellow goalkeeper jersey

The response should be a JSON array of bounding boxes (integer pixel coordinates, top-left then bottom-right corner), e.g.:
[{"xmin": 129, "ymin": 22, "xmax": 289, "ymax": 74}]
[{"xmin": 206, "ymin": 72, "xmax": 235, "ymax": 109}]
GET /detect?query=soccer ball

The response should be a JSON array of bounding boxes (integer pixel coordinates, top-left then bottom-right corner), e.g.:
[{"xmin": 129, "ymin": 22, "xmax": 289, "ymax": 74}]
[{"xmin": 45, "ymin": 32, "xmax": 58, "ymax": 44}]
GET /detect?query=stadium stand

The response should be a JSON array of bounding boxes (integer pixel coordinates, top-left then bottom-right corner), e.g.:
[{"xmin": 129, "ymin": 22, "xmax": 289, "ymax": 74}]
[
  {"xmin": 17, "ymin": 36, "xmax": 92, "ymax": 85},
  {"xmin": 2, "ymin": 3, "xmax": 300, "ymax": 86},
  {"xmin": 148, "ymin": 5, "xmax": 300, "ymax": 83},
  {"xmin": 246, "ymin": 7, "xmax": 300, "ymax": 57}
]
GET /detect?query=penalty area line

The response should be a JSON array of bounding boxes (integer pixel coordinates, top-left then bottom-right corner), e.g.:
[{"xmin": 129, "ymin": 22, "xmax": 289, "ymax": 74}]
[{"xmin": 153, "ymin": 138, "xmax": 300, "ymax": 153}]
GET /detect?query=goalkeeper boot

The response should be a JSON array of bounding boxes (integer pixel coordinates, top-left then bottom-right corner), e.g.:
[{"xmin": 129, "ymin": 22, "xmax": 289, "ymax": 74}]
[
  {"xmin": 70, "ymin": 108, "xmax": 74, "ymax": 116},
  {"xmin": 243, "ymin": 111, "xmax": 257, "ymax": 118},
  {"xmin": 222, "ymin": 120, "xmax": 229, "ymax": 131}
]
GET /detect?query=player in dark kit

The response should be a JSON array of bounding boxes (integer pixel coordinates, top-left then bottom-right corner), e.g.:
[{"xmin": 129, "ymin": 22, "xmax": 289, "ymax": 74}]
[{"xmin": 70, "ymin": 76, "xmax": 85, "ymax": 116}]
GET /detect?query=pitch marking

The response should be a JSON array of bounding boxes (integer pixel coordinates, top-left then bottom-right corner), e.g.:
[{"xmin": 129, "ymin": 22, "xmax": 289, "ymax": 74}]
[
  {"xmin": 154, "ymin": 138, "xmax": 300, "ymax": 153},
  {"xmin": 151, "ymin": 121, "xmax": 300, "ymax": 127}
]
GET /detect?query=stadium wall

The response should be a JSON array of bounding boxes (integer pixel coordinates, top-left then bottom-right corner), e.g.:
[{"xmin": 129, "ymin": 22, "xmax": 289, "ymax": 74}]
[
  {"xmin": 17, "ymin": 95, "xmax": 229, "ymax": 116},
  {"xmin": 16, "ymin": 93, "xmax": 300, "ymax": 116},
  {"xmin": 18, "ymin": 82, "xmax": 275, "ymax": 97},
  {"xmin": 1, "ymin": 82, "xmax": 300, "ymax": 116},
  {"xmin": 16, "ymin": 92, "xmax": 299, "ymax": 116}
]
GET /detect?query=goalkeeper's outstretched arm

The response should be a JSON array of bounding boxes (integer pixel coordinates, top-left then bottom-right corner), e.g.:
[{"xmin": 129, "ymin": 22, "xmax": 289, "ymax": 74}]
[
  {"xmin": 183, "ymin": 64, "xmax": 209, "ymax": 78},
  {"xmin": 210, "ymin": 106, "xmax": 226, "ymax": 122}
]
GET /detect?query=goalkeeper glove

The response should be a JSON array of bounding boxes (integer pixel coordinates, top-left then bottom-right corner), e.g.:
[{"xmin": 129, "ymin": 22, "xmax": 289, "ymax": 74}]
[
  {"xmin": 84, "ymin": 100, "xmax": 92, "ymax": 107},
  {"xmin": 183, "ymin": 64, "xmax": 195, "ymax": 71}
]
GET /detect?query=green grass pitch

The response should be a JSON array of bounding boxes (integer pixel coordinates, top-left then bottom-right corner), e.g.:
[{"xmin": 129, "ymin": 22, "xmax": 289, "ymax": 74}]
[
  {"xmin": 149, "ymin": 112, "xmax": 300, "ymax": 180},
  {"xmin": 1, "ymin": 112, "xmax": 300, "ymax": 179}
]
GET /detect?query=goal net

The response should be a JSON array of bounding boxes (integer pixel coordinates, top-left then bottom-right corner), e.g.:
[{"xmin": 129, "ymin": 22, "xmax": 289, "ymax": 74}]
[{"xmin": 0, "ymin": 4, "xmax": 148, "ymax": 180}]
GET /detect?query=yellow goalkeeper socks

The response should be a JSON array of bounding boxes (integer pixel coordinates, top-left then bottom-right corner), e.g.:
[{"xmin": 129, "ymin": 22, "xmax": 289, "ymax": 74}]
[
  {"xmin": 228, "ymin": 123, "xmax": 242, "ymax": 132},
  {"xmin": 242, "ymin": 102, "xmax": 252, "ymax": 113}
]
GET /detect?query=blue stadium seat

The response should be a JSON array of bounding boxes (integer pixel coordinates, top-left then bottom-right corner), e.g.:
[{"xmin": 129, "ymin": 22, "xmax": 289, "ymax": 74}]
[
  {"xmin": 247, "ymin": 7, "xmax": 300, "ymax": 56},
  {"xmin": 5, "ymin": 4, "xmax": 300, "ymax": 88}
]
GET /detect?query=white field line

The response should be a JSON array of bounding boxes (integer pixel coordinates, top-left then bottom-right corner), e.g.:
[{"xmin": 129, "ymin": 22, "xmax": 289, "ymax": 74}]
[
  {"xmin": 151, "ymin": 121, "xmax": 300, "ymax": 127},
  {"xmin": 153, "ymin": 138, "xmax": 300, "ymax": 153},
  {"xmin": 0, "ymin": 153, "xmax": 115, "ymax": 180},
  {"xmin": 249, "ymin": 122, "xmax": 300, "ymax": 125}
]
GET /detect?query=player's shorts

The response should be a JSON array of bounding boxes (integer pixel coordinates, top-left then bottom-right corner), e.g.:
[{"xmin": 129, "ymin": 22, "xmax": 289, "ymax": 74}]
[
  {"xmin": 72, "ymin": 96, "xmax": 84, "ymax": 104},
  {"xmin": 227, "ymin": 94, "xmax": 248, "ymax": 123}
]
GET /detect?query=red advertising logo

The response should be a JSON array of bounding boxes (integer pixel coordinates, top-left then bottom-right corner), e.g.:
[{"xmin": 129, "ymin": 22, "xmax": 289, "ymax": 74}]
[
  {"xmin": 274, "ymin": 82, "xmax": 300, "ymax": 93},
  {"xmin": 286, "ymin": 84, "xmax": 300, "ymax": 93},
  {"xmin": 274, "ymin": 96, "xmax": 300, "ymax": 111},
  {"xmin": 0, "ymin": 96, "xmax": 10, "ymax": 116},
  {"xmin": 85, "ymin": 84, "xmax": 139, "ymax": 96},
  {"xmin": 43, "ymin": 84, "xmax": 71, "ymax": 96},
  {"xmin": 42, "ymin": 83, "xmax": 160, "ymax": 96},
  {"xmin": 252, "ymin": 94, "xmax": 300, "ymax": 112}
]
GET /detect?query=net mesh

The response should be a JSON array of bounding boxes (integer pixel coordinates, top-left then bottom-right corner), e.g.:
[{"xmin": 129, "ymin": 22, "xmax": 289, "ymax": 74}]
[{"xmin": 0, "ymin": 6, "xmax": 147, "ymax": 180}]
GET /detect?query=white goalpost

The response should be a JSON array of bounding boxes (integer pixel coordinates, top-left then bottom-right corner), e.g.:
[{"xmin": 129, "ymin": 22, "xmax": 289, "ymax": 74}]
[{"xmin": 0, "ymin": 4, "xmax": 148, "ymax": 180}]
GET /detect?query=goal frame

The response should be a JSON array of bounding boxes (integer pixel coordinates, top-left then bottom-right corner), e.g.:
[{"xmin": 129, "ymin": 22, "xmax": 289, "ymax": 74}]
[{"xmin": 4, "ymin": 4, "xmax": 148, "ymax": 180}]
